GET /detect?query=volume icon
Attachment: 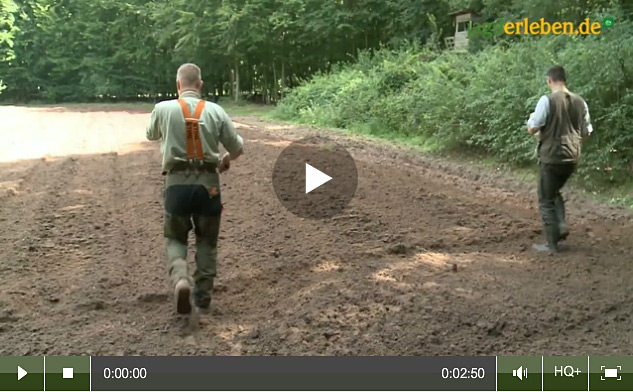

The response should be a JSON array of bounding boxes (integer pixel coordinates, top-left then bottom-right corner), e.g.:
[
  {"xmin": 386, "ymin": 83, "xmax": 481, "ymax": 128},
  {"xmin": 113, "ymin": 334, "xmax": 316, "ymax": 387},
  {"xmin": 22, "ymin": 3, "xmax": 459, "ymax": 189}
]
[{"xmin": 513, "ymin": 366, "xmax": 528, "ymax": 380}]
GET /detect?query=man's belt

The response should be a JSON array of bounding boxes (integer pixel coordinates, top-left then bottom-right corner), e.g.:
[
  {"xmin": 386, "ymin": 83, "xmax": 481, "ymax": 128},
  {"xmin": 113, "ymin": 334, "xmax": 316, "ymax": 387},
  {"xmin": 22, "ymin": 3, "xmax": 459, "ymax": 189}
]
[{"xmin": 163, "ymin": 161, "xmax": 218, "ymax": 176}]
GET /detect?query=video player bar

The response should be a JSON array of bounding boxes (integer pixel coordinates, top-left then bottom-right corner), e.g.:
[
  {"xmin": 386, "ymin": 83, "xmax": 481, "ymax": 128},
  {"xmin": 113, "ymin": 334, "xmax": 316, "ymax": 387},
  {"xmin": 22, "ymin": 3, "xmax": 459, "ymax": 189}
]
[{"xmin": 0, "ymin": 356, "xmax": 630, "ymax": 391}]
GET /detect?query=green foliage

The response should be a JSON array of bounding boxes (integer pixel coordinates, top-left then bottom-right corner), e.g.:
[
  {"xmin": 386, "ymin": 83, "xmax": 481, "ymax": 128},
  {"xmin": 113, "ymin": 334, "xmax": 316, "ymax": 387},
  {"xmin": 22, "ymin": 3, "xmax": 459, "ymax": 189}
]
[
  {"xmin": 275, "ymin": 16, "xmax": 633, "ymax": 189},
  {"xmin": 3, "ymin": 0, "xmax": 627, "ymax": 104},
  {"xmin": 0, "ymin": 0, "xmax": 17, "ymax": 92},
  {"xmin": 0, "ymin": 0, "xmax": 459, "ymax": 103}
]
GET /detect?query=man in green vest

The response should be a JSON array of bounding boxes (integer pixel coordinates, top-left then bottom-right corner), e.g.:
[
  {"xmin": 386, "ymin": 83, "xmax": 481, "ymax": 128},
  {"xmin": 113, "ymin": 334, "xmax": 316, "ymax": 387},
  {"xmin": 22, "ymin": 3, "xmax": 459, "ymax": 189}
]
[
  {"xmin": 527, "ymin": 65, "xmax": 593, "ymax": 254},
  {"xmin": 146, "ymin": 63, "xmax": 244, "ymax": 314}
]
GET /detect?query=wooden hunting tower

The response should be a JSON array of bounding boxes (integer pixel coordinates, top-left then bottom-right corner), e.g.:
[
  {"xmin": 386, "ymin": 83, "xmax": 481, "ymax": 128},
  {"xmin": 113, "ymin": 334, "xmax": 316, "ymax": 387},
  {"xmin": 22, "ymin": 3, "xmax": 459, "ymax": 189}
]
[{"xmin": 445, "ymin": 10, "xmax": 477, "ymax": 51}]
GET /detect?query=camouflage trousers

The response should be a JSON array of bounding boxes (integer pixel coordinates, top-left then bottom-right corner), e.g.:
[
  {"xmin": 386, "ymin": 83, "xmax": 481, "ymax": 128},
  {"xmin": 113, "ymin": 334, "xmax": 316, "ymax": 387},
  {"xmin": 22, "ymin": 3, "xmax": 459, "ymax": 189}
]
[{"xmin": 164, "ymin": 182, "xmax": 222, "ymax": 309}]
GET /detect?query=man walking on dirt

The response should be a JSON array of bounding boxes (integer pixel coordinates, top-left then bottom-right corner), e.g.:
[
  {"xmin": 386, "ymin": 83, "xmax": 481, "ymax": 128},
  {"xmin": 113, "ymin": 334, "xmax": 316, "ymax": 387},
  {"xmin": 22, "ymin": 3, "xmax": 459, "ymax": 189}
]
[
  {"xmin": 527, "ymin": 65, "xmax": 592, "ymax": 254},
  {"xmin": 146, "ymin": 63, "xmax": 244, "ymax": 314}
]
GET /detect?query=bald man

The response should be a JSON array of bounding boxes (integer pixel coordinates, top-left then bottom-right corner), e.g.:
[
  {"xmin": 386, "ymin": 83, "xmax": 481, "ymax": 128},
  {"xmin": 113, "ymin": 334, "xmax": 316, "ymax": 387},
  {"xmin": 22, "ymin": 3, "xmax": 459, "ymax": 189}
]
[{"xmin": 146, "ymin": 63, "xmax": 244, "ymax": 315}]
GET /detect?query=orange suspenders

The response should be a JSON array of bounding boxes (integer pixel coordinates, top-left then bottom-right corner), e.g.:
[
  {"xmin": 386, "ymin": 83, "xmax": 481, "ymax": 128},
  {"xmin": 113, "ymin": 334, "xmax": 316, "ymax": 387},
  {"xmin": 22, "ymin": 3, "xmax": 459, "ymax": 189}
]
[{"xmin": 177, "ymin": 99, "xmax": 206, "ymax": 162}]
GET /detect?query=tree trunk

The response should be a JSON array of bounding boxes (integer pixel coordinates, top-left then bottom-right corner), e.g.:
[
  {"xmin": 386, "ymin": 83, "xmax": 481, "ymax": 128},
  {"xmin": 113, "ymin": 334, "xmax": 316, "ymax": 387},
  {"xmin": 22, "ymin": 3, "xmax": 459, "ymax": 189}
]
[
  {"xmin": 229, "ymin": 68, "xmax": 235, "ymax": 100},
  {"xmin": 272, "ymin": 61, "xmax": 278, "ymax": 102},
  {"xmin": 281, "ymin": 60, "xmax": 285, "ymax": 100},
  {"xmin": 263, "ymin": 68, "xmax": 271, "ymax": 105},
  {"xmin": 234, "ymin": 57, "xmax": 240, "ymax": 102}
]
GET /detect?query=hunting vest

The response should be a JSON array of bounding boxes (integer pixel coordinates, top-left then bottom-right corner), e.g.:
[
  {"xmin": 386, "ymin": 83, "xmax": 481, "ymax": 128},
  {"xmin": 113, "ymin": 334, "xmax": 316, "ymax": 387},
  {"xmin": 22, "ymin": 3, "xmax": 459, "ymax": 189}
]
[{"xmin": 538, "ymin": 89, "xmax": 586, "ymax": 164}]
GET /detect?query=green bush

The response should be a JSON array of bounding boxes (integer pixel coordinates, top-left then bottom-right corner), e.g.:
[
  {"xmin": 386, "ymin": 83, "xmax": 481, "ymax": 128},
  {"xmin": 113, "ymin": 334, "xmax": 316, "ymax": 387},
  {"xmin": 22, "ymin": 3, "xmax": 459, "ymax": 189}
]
[{"xmin": 274, "ymin": 16, "xmax": 633, "ymax": 191}]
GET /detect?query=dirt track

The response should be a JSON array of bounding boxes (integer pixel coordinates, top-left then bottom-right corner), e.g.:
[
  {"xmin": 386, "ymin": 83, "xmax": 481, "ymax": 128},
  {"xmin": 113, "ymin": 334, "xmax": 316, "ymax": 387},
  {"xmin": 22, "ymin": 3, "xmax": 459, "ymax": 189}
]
[{"xmin": 1, "ymin": 105, "xmax": 632, "ymax": 356}]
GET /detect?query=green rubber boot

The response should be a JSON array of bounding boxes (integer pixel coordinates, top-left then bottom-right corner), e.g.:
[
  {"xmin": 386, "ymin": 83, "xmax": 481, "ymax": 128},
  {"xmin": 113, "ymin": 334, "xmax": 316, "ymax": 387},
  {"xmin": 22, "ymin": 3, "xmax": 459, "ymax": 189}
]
[
  {"xmin": 533, "ymin": 226, "xmax": 560, "ymax": 254},
  {"xmin": 555, "ymin": 195, "xmax": 569, "ymax": 241}
]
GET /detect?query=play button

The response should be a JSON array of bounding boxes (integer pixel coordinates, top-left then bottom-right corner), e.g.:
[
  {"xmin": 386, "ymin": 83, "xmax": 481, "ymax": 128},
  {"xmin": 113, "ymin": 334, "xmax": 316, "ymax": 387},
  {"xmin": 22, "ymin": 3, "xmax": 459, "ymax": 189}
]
[
  {"xmin": 17, "ymin": 366, "xmax": 27, "ymax": 381},
  {"xmin": 273, "ymin": 136, "xmax": 358, "ymax": 219},
  {"xmin": 305, "ymin": 163, "xmax": 332, "ymax": 193}
]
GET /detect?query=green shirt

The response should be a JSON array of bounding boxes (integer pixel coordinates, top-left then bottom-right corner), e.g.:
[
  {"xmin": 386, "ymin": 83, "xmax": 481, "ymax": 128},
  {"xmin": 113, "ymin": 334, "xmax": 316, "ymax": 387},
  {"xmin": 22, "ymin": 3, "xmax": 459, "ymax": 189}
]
[{"xmin": 146, "ymin": 91, "xmax": 244, "ymax": 172}]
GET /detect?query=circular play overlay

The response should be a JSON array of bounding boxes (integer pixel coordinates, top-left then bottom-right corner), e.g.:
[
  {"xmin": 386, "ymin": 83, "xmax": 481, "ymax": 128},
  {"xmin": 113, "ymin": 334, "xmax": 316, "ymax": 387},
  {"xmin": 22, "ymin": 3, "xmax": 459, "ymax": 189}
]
[{"xmin": 272, "ymin": 137, "xmax": 358, "ymax": 220}]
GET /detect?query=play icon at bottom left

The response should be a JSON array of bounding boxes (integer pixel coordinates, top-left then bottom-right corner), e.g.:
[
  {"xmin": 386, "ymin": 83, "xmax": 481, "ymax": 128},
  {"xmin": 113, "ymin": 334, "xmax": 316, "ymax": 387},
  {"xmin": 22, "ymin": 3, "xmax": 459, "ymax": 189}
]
[
  {"xmin": 18, "ymin": 366, "xmax": 28, "ymax": 380},
  {"xmin": 0, "ymin": 357, "xmax": 44, "ymax": 391}
]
